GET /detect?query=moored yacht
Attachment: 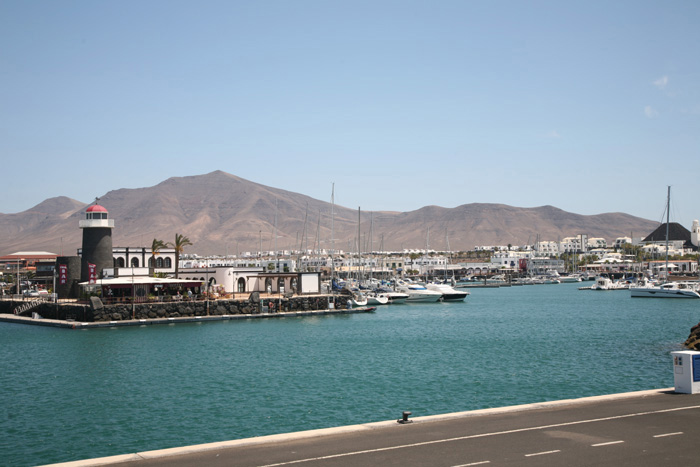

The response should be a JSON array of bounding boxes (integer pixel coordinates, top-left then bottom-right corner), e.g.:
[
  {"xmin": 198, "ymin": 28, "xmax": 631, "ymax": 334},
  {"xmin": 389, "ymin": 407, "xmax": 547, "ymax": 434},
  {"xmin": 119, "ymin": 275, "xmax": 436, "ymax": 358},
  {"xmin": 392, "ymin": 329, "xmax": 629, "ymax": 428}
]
[
  {"xmin": 396, "ymin": 280, "xmax": 443, "ymax": 302},
  {"xmin": 630, "ymin": 281, "xmax": 700, "ymax": 299},
  {"xmin": 426, "ymin": 282, "xmax": 470, "ymax": 301},
  {"xmin": 590, "ymin": 276, "xmax": 629, "ymax": 290},
  {"xmin": 365, "ymin": 292, "xmax": 390, "ymax": 305}
]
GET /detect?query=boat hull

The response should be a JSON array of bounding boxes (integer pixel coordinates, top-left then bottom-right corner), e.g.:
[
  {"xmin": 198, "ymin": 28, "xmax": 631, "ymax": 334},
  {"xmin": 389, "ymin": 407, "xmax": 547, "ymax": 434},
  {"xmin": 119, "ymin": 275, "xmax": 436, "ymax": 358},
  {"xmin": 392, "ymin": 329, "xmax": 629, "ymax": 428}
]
[
  {"xmin": 630, "ymin": 287, "xmax": 700, "ymax": 298},
  {"xmin": 405, "ymin": 294, "xmax": 442, "ymax": 303},
  {"xmin": 440, "ymin": 293, "xmax": 469, "ymax": 301},
  {"xmin": 384, "ymin": 292, "xmax": 409, "ymax": 304}
]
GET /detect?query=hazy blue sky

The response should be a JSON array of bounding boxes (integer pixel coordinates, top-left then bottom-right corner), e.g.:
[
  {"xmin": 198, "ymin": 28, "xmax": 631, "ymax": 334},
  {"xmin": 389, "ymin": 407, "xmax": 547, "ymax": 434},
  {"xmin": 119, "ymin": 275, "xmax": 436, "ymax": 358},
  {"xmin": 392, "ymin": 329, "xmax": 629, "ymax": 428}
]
[{"xmin": 2, "ymin": 1, "xmax": 699, "ymax": 229}]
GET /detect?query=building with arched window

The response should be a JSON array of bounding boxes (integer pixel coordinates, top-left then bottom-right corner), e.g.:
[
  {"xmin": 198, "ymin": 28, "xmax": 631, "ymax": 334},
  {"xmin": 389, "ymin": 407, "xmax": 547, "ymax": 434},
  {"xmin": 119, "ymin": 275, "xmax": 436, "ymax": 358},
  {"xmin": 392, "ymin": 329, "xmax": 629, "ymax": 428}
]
[{"xmin": 78, "ymin": 246, "xmax": 177, "ymax": 275}]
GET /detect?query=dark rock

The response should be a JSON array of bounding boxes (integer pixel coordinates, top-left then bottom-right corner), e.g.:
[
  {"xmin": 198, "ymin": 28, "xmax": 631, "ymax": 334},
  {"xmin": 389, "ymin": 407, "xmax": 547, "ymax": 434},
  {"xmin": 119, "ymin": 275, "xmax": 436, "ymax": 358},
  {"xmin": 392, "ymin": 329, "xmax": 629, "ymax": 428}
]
[
  {"xmin": 90, "ymin": 296, "xmax": 104, "ymax": 310},
  {"xmin": 684, "ymin": 322, "xmax": 700, "ymax": 350}
]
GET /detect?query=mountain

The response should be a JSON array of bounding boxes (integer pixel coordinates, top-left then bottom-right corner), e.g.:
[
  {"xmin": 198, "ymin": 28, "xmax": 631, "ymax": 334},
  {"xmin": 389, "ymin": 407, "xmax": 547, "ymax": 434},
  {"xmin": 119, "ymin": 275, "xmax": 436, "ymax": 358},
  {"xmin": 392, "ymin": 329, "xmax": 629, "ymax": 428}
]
[{"xmin": 0, "ymin": 170, "xmax": 659, "ymax": 256}]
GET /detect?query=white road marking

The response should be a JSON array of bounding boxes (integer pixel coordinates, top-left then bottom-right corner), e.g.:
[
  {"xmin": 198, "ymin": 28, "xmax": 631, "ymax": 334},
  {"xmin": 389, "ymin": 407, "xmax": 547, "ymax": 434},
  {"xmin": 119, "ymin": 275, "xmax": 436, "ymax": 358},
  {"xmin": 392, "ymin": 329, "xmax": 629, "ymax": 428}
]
[
  {"xmin": 258, "ymin": 404, "xmax": 700, "ymax": 467},
  {"xmin": 452, "ymin": 461, "xmax": 491, "ymax": 466},
  {"xmin": 592, "ymin": 441, "xmax": 624, "ymax": 447},
  {"xmin": 524, "ymin": 450, "xmax": 560, "ymax": 457},
  {"xmin": 653, "ymin": 432, "xmax": 683, "ymax": 438}
]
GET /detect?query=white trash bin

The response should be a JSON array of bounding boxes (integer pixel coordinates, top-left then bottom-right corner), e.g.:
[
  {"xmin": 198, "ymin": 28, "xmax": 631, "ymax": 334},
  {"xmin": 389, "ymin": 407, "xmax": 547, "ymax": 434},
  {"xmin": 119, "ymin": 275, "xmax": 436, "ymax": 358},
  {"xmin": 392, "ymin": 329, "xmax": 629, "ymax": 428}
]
[{"xmin": 671, "ymin": 351, "xmax": 700, "ymax": 394}]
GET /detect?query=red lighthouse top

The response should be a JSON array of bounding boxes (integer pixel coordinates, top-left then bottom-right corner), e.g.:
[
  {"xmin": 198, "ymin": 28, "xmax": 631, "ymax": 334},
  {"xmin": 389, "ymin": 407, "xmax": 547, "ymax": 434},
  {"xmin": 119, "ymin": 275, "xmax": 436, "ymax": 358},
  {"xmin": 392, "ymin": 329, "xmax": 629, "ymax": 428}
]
[
  {"xmin": 86, "ymin": 204, "xmax": 108, "ymax": 213},
  {"xmin": 80, "ymin": 203, "xmax": 112, "ymax": 227}
]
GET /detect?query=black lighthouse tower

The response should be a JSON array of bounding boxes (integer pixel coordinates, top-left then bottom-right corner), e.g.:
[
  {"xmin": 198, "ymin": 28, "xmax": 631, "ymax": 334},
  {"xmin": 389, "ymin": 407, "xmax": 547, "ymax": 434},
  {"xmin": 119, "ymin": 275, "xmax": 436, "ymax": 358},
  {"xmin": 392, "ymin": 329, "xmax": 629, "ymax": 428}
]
[{"xmin": 79, "ymin": 203, "xmax": 114, "ymax": 283}]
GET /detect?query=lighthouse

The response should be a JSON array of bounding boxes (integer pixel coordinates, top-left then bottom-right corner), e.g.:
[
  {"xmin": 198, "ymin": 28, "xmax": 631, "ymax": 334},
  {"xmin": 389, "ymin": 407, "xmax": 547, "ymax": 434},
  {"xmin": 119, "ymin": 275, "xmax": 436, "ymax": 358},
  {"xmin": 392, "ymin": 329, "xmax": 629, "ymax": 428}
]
[{"xmin": 79, "ymin": 203, "xmax": 114, "ymax": 283}]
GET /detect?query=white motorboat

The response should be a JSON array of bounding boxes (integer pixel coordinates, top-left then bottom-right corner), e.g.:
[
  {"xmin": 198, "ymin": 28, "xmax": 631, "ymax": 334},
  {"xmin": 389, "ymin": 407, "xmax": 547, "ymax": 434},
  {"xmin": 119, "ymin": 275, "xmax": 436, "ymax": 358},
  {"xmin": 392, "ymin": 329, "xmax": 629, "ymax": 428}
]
[
  {"xmin": 426, "ymin": 282, "xmax": 470, "ymax": 301},
  {"xmin": 590, "ymin": 276, "xmax": 629, "ymax": 291},
  {"xmin": 559, "ymin": 273, "xmax": 583, "ymax": 283},
  {"xmin": 384, "ymin": 291, "xmax": 409, "ymax": 304},
  {"xmin": 630, "ymin": 281, "xmax": 700, "ymax": 299},
  {"xmin": 396, "ymin": 280, "xmax": 443, "ymax": 302},
  {"xmin": 365, "ymin": 292, "xmax": 390, "ymax": 306}
]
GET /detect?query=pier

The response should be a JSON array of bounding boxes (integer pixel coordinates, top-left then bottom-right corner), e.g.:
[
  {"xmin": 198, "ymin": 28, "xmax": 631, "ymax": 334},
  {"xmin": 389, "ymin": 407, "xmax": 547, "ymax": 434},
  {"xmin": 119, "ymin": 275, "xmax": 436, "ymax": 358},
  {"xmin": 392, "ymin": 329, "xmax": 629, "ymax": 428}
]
[{"xmin": 0, "ymin": 306, "xmax": 376, "ymax": 329}]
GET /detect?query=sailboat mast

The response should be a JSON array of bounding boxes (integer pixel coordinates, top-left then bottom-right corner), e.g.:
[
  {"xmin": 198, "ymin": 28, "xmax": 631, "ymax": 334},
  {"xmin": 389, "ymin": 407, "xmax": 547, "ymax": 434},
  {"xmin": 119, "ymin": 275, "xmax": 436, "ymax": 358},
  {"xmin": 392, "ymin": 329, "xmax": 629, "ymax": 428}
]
[
  {"xmin": 665, "ymin": 185, "xmax": 670, "ymax": 280},
  {"xmin": 274, "ymin": 198, "xmax": 278, "ymax": 272},
  {"xmin": 357, "ymin": 206, "xmax": 361, "ymax": 282},
  {"xmin": 330, "ymin": 183, "xmax": 335, "ymax": 281},
  {"xmin": 370, "ymin": 212, "xmax": 374, "ymax": 283}
]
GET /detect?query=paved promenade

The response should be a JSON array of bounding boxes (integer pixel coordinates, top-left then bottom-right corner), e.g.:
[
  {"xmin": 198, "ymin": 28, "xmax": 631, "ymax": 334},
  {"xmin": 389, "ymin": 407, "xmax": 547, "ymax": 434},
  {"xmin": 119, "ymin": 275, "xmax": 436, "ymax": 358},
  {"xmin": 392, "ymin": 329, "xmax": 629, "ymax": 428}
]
[{"xmin": 46, "ymin": 388, "xmax": 700, "ymax": 467}]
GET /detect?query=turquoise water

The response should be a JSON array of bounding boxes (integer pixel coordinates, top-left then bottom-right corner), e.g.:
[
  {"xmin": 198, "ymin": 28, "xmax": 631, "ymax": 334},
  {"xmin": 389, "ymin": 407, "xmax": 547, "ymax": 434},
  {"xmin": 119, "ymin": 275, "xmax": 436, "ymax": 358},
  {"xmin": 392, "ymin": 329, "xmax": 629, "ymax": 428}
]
[{"xmin": 2, "ymin": 282, "xmax": 699, "ymax": 466}]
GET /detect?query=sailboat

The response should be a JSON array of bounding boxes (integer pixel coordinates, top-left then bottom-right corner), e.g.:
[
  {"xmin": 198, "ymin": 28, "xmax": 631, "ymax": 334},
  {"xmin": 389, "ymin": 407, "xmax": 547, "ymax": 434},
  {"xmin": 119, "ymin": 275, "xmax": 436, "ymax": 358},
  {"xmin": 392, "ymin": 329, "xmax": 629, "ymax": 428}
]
[{"xmin": 630, "ymin": 186, "xmax": 700, "ymax": 299}]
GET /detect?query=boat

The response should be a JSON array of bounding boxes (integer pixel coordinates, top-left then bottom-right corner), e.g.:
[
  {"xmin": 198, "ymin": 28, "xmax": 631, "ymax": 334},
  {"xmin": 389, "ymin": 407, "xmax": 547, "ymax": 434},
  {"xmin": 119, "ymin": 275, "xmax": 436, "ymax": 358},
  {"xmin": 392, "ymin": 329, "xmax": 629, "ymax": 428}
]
[
  {"xmin": 395, "ymin": 279, "xmax": 443, "ymax": 302},
  {"xmin": 559, "ymin": 273, "xmax": 583, "ymax": 283},
  {"xmin": 374, "ymin": 287, "xmax": 409, "ymax": 304},
  {"xmin": 384, "ymin": 291, "xmax": 409, "ymax": 304},
  {"xmin": 630, "ymin": 281, "xmax": 700, "ymax": 298},
  {"xmin": 365, "ymin": 292, "xmax": 390, "ymax": 306},
  {"xmin": 338, "ymin": 286, "xmax": 368, "ymax": 307},
  {"xmin": 630, "ymin": 186, "xmax": 700, "ymax": 299},
  {"xmin": 590, "ymin": 276, "xmax": 629, "ymax": 291},
  {"xmin": 426, "ymin": 282, "xmax": 470, "ymax": 301}
]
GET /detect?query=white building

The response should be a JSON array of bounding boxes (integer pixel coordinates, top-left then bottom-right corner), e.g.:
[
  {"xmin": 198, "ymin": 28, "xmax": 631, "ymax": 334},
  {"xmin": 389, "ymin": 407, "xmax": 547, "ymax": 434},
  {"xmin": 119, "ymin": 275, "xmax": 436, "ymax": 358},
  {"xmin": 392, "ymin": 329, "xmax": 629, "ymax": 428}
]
[
  {"xmin": 560, "ymin": 235, "xmax": 589, "ymax": 253},
  {"xmin": 77, "ymin": 246, "xmax": 177, "ymax": 275},
  {"xmin": 534, "ymin": 241, "xmax": 560, "ymax": 255},
  {"xmin": 692, "ymin": 220, "xmax": 700, "ymax": 248},
  {"xmin": 588, "ymin": 237, "xmax": 607, "ymax": 249}
]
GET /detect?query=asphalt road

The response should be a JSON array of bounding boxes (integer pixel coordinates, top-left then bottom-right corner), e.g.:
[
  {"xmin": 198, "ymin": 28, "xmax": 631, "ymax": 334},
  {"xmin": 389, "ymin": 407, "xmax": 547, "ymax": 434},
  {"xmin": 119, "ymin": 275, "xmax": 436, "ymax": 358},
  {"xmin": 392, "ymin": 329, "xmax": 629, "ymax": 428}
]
[{"xmin": 49, "ymin": 389, "xmax": 700, "ymax": 467}]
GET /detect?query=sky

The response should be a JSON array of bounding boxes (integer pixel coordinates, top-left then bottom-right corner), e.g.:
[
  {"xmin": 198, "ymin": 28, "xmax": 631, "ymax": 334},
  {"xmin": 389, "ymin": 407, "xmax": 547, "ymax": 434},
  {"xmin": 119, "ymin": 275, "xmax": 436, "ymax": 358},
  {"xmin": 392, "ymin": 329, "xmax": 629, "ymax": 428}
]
[{"xmin": 2, "ymin": 0, "xmax": 699, "ymax": 229}]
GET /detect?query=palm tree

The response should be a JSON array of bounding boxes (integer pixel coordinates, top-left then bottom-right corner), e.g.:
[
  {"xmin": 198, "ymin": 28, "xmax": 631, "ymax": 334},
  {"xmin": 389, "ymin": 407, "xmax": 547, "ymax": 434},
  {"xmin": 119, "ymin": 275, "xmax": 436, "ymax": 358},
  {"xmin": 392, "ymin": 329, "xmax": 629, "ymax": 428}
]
[
  {"xmin": 167, "ymin": 233, "xmax": 192, "ymax": 276},
  {"xmin": 150, "ymin": 238, "xmax": 166, "ymax": 276}
]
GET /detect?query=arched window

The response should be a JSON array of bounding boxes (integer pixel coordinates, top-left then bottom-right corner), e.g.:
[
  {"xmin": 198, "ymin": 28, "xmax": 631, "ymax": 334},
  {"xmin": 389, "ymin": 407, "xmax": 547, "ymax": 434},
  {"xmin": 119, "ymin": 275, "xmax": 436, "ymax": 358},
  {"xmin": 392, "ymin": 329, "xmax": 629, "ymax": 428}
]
[
  {"xmin": 131, "ymin": 258, "xmax": 139, "ymax": 267},
  {"xmin": 237, "ymin": 278, "xmax": 246, "ymax": 293},
  {"xmin": 117, "ymin": 257, "xmax": 125, "ymax": 268},
  {"xmin": 148, "ymin": 257, "xmax": 155, "ymax": 268},
  {"xmin": 164, "ymin": 258, "xmax": 172, "ymax": 268},
  {"xmin": 265, "ymin": 278, "xmax": 272, "ymax": 292},
  {"xmin": 156, "ymin": 257, "xmax": 164, "ymax": 268}
]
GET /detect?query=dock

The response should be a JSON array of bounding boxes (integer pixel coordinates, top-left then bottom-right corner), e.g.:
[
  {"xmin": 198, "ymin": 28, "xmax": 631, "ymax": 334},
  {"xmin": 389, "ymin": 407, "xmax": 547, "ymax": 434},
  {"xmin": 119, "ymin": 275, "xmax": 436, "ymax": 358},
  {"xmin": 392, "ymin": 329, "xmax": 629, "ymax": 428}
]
[
  {"xmin": 42, "ymin": 388, "xmax": 700, "ymax": 466},
  {"xmin": 0, "ymin": 306, "xmax": 376, "ymax": 329}
]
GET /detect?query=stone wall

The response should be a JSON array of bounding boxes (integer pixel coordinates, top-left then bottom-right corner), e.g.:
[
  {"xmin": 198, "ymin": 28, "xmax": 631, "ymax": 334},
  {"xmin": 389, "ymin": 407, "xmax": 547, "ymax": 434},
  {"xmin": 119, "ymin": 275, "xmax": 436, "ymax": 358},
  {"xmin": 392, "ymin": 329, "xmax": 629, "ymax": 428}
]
[
  {"xmin": 0, "ymin": 299, "xmax": 91, "ymax": 321},
  {"xmin": 1, "ymin": 295, "xmax": 332, "ymax": 322}
]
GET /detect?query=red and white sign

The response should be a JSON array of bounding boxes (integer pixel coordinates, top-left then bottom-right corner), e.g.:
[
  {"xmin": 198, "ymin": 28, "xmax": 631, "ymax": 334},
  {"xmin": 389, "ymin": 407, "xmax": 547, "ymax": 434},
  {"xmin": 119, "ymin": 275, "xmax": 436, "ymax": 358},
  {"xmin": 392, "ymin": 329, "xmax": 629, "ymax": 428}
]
[
  {"xmin": 88, "ymin": 263, "xmax": 97, "ymax": 284},
  {"xmin": 58, "ymin": 264, "xmax": 68, "ymax": 285}
]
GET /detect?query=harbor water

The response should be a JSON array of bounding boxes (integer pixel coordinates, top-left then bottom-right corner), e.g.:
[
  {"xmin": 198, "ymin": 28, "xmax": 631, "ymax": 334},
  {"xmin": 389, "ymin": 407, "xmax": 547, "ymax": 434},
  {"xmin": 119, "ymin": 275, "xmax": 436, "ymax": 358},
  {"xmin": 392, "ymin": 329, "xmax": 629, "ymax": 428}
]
[{"xmin": 2, "ymin": 282, "xmax": 698, "ymax": 466}]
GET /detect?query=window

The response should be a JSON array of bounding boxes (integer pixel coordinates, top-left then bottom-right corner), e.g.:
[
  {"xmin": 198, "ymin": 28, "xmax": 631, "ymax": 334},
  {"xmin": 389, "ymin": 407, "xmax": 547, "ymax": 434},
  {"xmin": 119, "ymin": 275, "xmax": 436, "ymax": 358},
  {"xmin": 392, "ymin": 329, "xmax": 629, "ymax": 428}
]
[{"xmin": 131, "ymin": 258, "xmax": 139, "ymax": 267}]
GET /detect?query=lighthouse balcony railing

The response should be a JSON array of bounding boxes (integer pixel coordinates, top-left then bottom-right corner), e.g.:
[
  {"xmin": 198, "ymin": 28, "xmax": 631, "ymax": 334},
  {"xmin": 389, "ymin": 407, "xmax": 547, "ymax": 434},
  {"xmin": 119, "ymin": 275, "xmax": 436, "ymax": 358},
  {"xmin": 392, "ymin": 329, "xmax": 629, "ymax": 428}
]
[{"xmin": 79, "ymin": 219, "xmax": 115, "ymax": 228}]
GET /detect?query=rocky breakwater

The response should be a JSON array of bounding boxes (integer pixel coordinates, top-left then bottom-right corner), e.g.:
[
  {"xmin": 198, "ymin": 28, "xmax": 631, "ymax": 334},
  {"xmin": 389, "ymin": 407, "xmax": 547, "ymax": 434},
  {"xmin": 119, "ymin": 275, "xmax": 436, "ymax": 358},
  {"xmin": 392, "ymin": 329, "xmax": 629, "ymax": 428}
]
[
  {"xmin": 91, "ymin": 294, "xmax": 332, "ymax": 322},
  {"xmin": 684, "ymin": 322, "xmax": 700, "ymax": 350}
]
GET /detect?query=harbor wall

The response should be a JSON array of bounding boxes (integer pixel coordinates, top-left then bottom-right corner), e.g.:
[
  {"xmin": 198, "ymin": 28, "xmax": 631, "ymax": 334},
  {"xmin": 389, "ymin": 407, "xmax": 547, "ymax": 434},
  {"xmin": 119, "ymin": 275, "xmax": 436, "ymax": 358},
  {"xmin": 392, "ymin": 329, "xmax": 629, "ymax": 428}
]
[{"xmin": 0, "ymin": 295, "xmax": 332, "ymax": 322}]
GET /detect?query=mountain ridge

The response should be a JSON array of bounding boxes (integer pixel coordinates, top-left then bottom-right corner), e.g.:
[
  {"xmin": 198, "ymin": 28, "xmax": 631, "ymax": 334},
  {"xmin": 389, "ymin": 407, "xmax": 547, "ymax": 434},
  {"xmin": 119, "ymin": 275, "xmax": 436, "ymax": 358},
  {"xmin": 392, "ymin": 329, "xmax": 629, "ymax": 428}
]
[{"xmin": 0, "ymin": 170, "xmax": 659, "ymax": 256}]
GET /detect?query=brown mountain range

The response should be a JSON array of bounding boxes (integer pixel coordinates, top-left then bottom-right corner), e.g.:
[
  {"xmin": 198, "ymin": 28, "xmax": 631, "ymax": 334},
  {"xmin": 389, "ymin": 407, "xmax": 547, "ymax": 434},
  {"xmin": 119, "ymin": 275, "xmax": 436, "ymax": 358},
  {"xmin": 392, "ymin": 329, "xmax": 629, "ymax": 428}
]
[{"xmin": 0, "ymin": 170, "xmax": 658, "ymax": 256}]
